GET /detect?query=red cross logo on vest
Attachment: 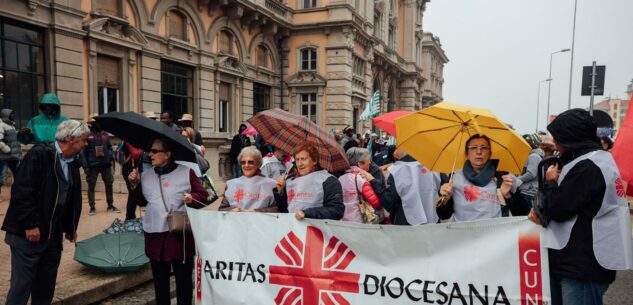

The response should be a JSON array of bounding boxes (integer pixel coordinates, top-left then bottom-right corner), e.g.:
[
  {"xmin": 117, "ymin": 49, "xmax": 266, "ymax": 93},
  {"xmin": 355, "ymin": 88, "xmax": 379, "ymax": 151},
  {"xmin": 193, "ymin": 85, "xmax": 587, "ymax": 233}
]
[
  {"xmin": 233, "ymin": 189, "xmax": 245, "ymax": 203},
  {"xmin": 287, "ymin": 189, "xmax": 296, "ymax": 203},
  {"xmin": 269, "ymin": 226, "xmax": 360, "ymax": 305},
  {"xmin": 464, "ymin": 185, "xmax": 481, "ymax": 202}
]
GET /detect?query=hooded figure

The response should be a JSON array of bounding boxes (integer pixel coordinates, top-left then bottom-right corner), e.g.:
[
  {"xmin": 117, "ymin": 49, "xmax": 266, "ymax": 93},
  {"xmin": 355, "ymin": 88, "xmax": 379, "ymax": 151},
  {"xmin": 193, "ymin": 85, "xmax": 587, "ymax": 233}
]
[
  {"xmin": 535, "ymin": 109, "xmax": 633, "ymax": 305},
  {"xmin": 0, "ymin": 109, "xmax": 22, "ymax": 161},
  {"xmin": 18, "ymin": 93, "xmax": 68, "ymax": 144}
]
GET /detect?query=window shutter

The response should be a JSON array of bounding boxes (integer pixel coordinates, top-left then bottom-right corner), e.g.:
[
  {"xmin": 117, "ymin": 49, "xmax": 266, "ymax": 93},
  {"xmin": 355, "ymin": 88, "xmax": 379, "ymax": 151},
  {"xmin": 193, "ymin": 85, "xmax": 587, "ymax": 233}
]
[
  {"xmin": 97, "ymin": 56, "xmax": 120, "ymax": 87},
  {"xmin": 170, "ymin": 11, "xmax": 186, "ymax": 40},
  {"xmin": 219, "ymin": 83, "xmax": 230, "ymax": 101}
]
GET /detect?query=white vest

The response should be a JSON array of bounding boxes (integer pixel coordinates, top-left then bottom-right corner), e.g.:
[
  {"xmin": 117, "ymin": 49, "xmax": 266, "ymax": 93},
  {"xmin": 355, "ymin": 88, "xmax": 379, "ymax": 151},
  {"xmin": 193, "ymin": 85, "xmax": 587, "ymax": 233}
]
[
  {"xmin": 544, "ymin": 150, "xmax": 633, "ymax": 270},
  {"xmin": 389, "ymin": 161, "xmax": 440, "ymax": 225},
  {"xmin": 141, "ymin": 165, "xmax": 192, "ymax": 233},
  {"xmin": 338, "ymin": 167, "xmax": 365, "ymax": 223},
  {"xmin": 225, "ymin": 175, "xmax": 276, "ymax": 210},
  {"xmin": 452, "ymin": 170, "xmax": 502, "ymax": 222},
  {"xmin": 286, "ymin": 170, "xmax": 331, "ymax": 213}
]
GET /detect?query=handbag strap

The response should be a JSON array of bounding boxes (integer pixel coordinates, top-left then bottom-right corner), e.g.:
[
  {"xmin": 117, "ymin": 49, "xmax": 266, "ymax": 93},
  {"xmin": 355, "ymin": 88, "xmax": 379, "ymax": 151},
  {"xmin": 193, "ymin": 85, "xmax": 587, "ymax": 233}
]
[{"xmin": 354, "ymin": 174, "xmax": 364, "ymax": 202}]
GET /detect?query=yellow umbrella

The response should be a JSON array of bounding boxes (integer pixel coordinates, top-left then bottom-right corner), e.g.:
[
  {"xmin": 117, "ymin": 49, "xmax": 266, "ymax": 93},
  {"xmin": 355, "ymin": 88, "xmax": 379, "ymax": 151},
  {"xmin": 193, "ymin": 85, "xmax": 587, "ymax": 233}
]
[{"xmin": 395, "ymin": 101, "xmax": 531, "ymax": 175}]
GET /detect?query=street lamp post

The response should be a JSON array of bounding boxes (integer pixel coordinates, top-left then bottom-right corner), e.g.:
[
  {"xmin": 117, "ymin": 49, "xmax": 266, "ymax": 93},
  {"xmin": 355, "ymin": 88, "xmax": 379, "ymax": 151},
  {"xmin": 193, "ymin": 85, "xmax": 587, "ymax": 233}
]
[
  {"xmin": 536, "ymin": 78, "xmax": 552, "ymax": 133},
  {"xmin": 546, "ymin": 48, "xmax": 571, "ymax": 125},
  {"xmin": 568, "ymin": 0, "xmax": 579, "ymax": 109}
]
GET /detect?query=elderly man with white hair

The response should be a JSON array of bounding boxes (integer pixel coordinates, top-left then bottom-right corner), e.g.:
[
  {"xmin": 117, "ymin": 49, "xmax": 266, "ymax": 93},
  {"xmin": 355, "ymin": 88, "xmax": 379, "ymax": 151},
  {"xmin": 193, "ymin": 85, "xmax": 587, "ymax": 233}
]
[{"xmin": 2, "ymin": 120, "xmax": 89, "ymax": 305}]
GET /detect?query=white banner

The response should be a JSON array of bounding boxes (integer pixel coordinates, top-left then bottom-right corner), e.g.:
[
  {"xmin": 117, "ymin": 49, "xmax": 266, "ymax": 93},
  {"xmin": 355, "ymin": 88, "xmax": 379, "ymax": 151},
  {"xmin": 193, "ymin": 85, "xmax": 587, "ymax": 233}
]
[{"xmin": 188, "ymin": 209, "xmax": 550, "ymax": 305}]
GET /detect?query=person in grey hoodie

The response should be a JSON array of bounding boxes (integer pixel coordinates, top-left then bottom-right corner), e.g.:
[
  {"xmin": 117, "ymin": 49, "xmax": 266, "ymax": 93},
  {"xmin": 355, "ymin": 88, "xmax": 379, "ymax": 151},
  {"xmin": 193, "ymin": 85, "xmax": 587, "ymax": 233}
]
[
  {"xmin": 0, "ymin": 109, "xmax": 22, "ymax": 197},
  {"xmin": 518, "ymin": 133, "xmax": 544, "ymax": 205}
]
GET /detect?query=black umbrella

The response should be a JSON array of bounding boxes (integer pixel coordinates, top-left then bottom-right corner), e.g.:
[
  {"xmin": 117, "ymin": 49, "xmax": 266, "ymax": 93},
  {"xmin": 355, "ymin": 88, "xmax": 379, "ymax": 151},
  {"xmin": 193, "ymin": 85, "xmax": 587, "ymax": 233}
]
[{"xmin": 95, "ymin": 112, "xmax": 196, "ymax": 163}]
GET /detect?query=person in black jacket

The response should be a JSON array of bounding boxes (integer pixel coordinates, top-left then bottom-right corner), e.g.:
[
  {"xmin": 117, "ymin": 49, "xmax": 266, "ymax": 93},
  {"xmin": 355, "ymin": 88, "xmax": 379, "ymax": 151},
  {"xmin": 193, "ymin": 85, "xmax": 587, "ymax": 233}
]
[
  {"xmin": 529, "ymin": 109, "xmax": 633, "ymax": 305},
  {"xmin": 2, "ymin": 120, "xmax": 89, "ymax": 305},
  {"xmin": 274, "ymin": 142, "xmax": 344, "ymax": 220},
  {"xmin": 81, "ymin": 114, "xmax": 119, "ymax": 215},
  {"xmin": 229, "ymin": 124, "xmax": 250, "ymax": 178}
]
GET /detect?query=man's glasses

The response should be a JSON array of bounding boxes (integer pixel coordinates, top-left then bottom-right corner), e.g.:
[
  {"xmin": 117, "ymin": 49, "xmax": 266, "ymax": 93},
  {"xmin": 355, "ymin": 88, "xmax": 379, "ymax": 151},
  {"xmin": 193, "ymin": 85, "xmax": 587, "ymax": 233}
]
[
  {"xmin": 467, "ymin": 146, "xmax": 490, "ymax": 153},
  {"xmin": 240, "ymin": 160, "xmax": 255, "ymax": 165},
  {"xmin": 150, "ymin": 149, "xmax": 166, "ymax": 154}
]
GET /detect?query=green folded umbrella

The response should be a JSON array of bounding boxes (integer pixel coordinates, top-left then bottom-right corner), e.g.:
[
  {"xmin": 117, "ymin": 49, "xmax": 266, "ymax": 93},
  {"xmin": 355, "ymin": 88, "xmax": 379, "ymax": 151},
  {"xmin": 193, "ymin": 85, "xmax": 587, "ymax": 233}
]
[{"xmin": 74, "ymin": 232, "xmax": 149, "ymax": 274}]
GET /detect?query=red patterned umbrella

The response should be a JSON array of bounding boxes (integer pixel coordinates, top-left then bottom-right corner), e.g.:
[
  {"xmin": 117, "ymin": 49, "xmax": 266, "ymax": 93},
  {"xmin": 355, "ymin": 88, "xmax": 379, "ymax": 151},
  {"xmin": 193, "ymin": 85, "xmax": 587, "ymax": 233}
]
[{"xmin": 248, "ymin": 108, "xmax": 349, "ymax": 172}]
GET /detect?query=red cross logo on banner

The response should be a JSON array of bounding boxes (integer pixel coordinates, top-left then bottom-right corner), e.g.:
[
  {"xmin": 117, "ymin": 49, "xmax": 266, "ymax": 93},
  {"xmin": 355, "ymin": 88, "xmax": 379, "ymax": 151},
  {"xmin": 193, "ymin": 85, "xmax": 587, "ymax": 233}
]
[{"xmin": 269, "ymin": 226, "xmax": 360, "ymax": 305}]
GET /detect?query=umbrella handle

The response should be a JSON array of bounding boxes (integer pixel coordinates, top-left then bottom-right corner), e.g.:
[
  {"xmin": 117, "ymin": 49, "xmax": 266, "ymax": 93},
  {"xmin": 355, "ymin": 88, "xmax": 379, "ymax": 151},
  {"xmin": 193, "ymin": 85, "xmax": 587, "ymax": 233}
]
[{"xmin": 437, "ymin": 130, "xmax": 466, "ymax": 207}]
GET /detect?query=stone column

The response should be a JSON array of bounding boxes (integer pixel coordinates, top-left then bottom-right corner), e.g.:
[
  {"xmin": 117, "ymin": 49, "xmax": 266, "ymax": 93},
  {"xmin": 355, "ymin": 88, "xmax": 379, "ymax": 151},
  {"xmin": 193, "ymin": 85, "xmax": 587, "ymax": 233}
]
[
  {"xmin": 325, "ymin": 30, "xmax": 354, "ymax": 131},
  {"xmin": 138, "ymin": 53, "xmax": 162, "ymax": 113},
  {"xmin": 53, "ymin": 31, "xmax": 85, "ymax": 120},
  {"xmin": 399, "ymin": 77, "xmax": 418, "ymax": 111},
  {"xmin": 199, "ymin": 67, "xmax": 215, "ymax": 134}
]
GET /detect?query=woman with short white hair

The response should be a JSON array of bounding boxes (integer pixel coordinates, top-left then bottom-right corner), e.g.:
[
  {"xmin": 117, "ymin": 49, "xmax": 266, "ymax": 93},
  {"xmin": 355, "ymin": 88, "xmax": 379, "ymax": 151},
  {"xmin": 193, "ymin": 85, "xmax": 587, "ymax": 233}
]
[
  {"xmin": 220, "ymin": 146, "xmax": 278, "ymax": 212},
  {"xmin": 338, "ymin": 147, "xmax": 383, "ymax": 223}
]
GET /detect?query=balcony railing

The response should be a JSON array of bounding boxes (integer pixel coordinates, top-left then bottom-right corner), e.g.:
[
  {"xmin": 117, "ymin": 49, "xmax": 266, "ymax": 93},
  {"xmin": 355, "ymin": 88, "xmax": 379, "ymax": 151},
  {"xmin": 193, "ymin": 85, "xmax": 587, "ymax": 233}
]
[{"xmin": 264, "ymin": 0, "xmax": 291, "ymax": 19}]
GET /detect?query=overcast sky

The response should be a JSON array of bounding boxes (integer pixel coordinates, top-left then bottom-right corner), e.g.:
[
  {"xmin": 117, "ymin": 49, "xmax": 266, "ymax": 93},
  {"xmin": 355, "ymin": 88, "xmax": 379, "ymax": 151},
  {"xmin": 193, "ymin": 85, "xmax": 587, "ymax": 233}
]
[{"xmin": 424, "ymin": 0, "xmax": 633, "ymax": 134}]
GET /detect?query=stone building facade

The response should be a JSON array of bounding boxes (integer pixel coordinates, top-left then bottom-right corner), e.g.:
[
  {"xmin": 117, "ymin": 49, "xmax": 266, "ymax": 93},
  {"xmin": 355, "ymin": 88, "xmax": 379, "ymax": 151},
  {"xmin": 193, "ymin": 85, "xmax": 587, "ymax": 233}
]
[{"xmin": 0, "ymin": 0, "xmax": 447, "ymax": 181}]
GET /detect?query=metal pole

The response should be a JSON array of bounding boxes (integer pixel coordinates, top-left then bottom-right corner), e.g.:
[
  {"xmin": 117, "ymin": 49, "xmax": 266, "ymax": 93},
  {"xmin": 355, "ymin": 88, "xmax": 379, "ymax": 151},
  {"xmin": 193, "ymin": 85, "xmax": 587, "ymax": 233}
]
[
  {"xmin": 590, "ymin": 61, "xmax": 596, "ymax": 116},
  {"xmin": 546, "ymin": 53, "xmax": 554, "ymax": 125},
  {"xmin": 568, "ymin": 0, "xmax": 578, "ymax": 109},
  {"xmin": 536, "ymin": 79, "xmax": 551, "ymax": 133},
  {"xmin": 536, "ymin": 81, "xmax": 542, "ymax": 133}
]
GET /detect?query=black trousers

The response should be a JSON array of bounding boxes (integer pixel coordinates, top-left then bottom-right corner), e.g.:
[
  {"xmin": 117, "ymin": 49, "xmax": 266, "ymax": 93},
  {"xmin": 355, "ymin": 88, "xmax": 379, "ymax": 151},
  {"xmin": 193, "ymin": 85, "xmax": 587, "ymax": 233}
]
[
  {"xmin": 4, "ymin": 233, "xmax": 63, "ymax": 305},
  {"xmin": 150, "ymin": 258, "xmax": 194, "ymax": 305}
]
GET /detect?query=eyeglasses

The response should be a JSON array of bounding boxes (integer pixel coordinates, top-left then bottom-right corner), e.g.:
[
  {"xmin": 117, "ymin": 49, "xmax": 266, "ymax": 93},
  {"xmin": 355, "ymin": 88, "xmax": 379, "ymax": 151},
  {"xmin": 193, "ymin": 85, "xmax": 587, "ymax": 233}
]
[
  {"xmin": 150, "ymin": 149, "xmax": 166, "ymax": 154},
  {"xmin": 467, "ymin": 146, "xmax": 490, "ymax": 153},
  {"xmin": 240, "ymin": 160, "xmax": 256, "ymax": 165}
]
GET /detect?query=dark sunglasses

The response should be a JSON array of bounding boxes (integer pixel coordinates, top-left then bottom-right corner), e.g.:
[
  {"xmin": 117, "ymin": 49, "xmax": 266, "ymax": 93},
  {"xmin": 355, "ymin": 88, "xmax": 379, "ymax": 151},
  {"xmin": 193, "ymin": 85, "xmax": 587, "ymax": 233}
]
[
  {"xmin": 240, "ymin": 160, "xmax": 256, "ymax": 165},
  {"xmin": 150, "ymin": 149, "xmax": 166, "ymax": 154}
]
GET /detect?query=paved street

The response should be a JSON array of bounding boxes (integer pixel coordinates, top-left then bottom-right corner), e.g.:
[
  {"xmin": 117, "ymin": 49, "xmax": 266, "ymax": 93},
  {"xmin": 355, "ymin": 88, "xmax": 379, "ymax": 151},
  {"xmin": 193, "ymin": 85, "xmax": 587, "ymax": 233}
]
[{"xmin": 0, "ymin": 186, "xmax": 132, "ymax": 300}]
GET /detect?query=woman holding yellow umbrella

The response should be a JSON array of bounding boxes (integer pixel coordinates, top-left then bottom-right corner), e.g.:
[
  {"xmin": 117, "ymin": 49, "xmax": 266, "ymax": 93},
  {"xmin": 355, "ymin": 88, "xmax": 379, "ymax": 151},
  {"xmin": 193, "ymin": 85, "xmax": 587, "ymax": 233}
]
[
  {"xmin": 393, "ymin": 102, "xmax": 532, "ymax": 222},
  {"xmin": 436, "ymin": 134, "xmax": 530, "ymax": 222}
]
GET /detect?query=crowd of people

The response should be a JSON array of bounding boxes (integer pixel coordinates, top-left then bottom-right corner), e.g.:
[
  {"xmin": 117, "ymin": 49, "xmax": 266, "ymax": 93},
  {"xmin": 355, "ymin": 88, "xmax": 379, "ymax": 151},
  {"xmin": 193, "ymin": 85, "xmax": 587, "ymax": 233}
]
[{"xmin": 0, "ymin": 92, "xmax": 630, "ymax": 305}]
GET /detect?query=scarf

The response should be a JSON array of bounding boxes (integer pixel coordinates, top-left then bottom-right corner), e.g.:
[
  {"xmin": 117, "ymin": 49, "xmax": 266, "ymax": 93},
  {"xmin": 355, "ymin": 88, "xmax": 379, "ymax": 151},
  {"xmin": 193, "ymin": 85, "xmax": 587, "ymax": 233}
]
[
  {"xmin": 462, "ymin": 159, "xmax": 499, "ymax": 187},
  {"xmin": 154, "ymin": 161, "xmax": 177, "ymax": 176}
]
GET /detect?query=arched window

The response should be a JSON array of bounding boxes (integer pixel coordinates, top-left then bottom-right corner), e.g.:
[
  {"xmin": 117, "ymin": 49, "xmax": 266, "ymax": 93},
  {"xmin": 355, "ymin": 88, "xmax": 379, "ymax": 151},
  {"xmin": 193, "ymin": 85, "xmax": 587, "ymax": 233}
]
[
  {"xmin": 169, "ymin": 10, "xmax": 186, "ymax": 41},
  {"xmin": 300, "ymin": 48, "xmax": 317, "ymax": 71},
  {"xmin": 219, "ymin": 30, "xmax": 234, "ymax": 55},
  {"xmin": 257, "ymin": 45, "xmax": 271, "ymax": 68}
]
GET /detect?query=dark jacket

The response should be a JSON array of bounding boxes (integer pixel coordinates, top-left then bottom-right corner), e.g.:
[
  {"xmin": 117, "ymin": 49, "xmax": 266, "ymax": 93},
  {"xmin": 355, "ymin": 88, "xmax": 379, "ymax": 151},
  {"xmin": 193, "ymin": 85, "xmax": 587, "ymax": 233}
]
[
  {"xmin": 544, "ymin": 109, "xmax": 614, "ymax": 283},
  {"xmin": 80, "ymin": 129, "xmax": 114, "ymax": 168},
  {"xmin": 229, "ymin": 134, "xmax": 251, "ymax": 164},
  {"xmin": 369, "ymin": 162, "xmax": 385, "ymax": 186},
  {"xmin": 274, "ymin": 174, "xmax": 345, "ymax": 220},
  {"xmin": 1, "ymin": 144, "xmax": 82, "ymax": 241}
]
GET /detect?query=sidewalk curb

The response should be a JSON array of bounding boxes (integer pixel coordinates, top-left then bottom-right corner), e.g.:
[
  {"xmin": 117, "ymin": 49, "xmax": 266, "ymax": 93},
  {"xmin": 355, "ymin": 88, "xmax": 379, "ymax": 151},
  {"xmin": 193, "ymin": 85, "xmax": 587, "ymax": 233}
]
[{"xmin": 51, "ymin": 266, "xmax": 153, "ymax": 305}]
